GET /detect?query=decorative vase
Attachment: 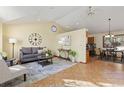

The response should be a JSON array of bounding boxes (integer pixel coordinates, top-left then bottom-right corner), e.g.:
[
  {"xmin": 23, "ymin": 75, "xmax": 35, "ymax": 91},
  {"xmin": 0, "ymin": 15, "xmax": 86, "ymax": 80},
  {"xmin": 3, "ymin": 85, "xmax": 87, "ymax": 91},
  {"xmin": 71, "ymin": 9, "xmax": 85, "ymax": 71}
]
[
  {"xmin": 71, "ymin": 57, "xmax": 75, "ymax": 62},
  {"xmin": 46, "ymin": 53, "xmax": 49, "ymax": 57}
]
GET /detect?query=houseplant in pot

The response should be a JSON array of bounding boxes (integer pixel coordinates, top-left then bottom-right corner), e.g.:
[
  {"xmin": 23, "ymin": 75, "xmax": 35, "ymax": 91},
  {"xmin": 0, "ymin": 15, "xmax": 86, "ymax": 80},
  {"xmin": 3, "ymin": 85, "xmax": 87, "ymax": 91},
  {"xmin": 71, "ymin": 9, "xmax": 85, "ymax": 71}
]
[
  {"xmin": 46, "ymin": 49, "xmax": 52, "ymax": 57},
  {"xmin": 69, "ymin": 50, "xmax": 77, "ymax": 62}
]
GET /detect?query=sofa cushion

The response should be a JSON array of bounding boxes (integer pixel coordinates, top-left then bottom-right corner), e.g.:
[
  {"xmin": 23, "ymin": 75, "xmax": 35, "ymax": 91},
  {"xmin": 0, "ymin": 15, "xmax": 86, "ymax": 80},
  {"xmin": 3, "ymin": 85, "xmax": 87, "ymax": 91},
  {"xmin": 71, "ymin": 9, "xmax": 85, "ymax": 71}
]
[
  {"xmin": 22, "ymin": 47, "xmax": 32, "ymax": 54},
  {"xmin": 23, "ymin": 53, "xmax": 45, "ymax": 59},
  {"xmin": 34, "ymin": 53, "xmax": 45, "ymax": 56},
  {"xmin": 32, "ymin": 47, "xmax": 44, "ymax": 54},
  {"xmin": 39, "ymin": 47, "xmax": 44, "ymax": 50},
  {"xmin": 23, "ymin": 54, "xmax": 35, "ymax": 58},
  {"xmin": 32, "ymin": 47, "xmax": 39, "ymax": 54}
]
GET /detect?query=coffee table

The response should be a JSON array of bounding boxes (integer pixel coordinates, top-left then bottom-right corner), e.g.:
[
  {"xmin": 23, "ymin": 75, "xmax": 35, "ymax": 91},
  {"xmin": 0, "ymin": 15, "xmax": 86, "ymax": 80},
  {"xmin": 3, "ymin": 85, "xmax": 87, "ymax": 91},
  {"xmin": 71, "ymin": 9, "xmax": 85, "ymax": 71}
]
[{"xmin": 37, "ymin": 55, "xmax": 53, "ymax": 67}]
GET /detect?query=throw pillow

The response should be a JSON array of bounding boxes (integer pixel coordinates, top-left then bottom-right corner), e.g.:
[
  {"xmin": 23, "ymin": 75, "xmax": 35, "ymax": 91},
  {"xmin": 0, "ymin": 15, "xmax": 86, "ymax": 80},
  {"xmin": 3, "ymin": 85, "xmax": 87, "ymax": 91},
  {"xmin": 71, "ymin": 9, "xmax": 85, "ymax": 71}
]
[
  {"xmin": 22, "ymin": 47, "xmax": 32, "ymax": 54},
  {"xmin": 38, "ymin": 49, "xmax": 44, "ymax": 54},
  {"xmin": 32, "ymin": 47, "xmax": 38, "ymax": 54}
]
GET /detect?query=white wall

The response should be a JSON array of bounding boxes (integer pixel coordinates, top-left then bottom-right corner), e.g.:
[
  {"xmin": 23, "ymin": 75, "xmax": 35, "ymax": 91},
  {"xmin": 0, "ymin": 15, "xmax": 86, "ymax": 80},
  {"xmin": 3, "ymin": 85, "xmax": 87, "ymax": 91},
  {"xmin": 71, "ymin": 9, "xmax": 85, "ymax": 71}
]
[
  {"xmin": 0, "ymin": 23, "xmax": 2, "ymax": 51},
  {"xmin": 89, "ymin": 31, "xmax": 124, "ymax": 49},
  {"xmin": 57, "ymin": 29, "xmax": 87, "ymax": 63}
]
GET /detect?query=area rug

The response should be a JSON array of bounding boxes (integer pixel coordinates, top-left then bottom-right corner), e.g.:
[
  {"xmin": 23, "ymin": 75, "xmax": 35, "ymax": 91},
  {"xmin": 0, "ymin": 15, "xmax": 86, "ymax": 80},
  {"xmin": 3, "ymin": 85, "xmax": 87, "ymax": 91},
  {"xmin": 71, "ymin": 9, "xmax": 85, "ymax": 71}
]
[{"xmin": 0, "ymin": 59, "xmax": 76, "ymax": 87}]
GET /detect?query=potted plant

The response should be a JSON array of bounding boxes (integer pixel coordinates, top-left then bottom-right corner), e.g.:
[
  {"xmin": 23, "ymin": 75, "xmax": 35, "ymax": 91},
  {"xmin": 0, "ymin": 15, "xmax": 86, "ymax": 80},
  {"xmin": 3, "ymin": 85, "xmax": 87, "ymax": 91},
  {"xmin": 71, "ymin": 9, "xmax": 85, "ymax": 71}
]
[
  {"xmin": 46, "ymin": 49, "xmax": 52, "ymax": 57},
  {"xmin": 69, "ymin": 50, "xmax": 77, "ymax": 62}
]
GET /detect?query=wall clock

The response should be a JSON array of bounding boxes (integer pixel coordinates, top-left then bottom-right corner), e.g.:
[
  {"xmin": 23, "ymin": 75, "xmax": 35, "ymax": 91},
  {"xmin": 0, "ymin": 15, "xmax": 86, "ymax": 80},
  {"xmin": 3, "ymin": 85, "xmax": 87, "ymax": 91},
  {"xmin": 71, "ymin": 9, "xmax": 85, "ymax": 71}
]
[
  {"xmin": 51, "ymin": 25, "xmax": 57, "ymax": 32},
  {"xmin": 28, "ymin": 33, "xmax": 42, "ymax": 46}
]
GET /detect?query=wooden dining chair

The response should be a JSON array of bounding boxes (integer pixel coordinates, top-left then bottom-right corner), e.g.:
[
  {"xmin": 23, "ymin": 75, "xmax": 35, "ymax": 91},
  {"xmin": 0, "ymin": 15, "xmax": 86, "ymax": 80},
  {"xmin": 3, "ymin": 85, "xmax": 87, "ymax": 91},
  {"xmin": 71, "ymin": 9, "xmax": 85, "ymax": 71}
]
[
  {"xmin": 95, "ymin": 48, "xmax": 100, "ymax": 58},
  {"xmin": 104, "ymin": 49, "xmax": 115, "ymax": 61},
  {"xmin": 115, "ymin": 51, "xmax": 123, "ymax": 62},
  {"xmin": 95, "ymin": 48, "xmax": 104, "ymax": 59}
]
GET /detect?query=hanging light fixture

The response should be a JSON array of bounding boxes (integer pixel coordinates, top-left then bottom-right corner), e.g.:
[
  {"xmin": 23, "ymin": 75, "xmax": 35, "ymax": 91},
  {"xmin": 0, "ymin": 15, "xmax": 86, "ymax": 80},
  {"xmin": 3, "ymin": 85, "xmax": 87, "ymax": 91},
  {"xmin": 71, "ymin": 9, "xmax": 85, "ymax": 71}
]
[
  {"xmin": 88, "ymin": 6, "xmax": 95, "ymax": 16},
  {"xmin": 105, "ymin": 18, "xmax": 114, "ymax": 38}
]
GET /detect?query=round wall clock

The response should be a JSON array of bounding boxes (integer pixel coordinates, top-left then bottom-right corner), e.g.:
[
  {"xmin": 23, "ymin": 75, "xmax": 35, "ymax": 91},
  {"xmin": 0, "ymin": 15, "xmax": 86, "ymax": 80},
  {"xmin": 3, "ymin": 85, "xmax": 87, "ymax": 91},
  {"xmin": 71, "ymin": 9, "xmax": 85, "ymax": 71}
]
[
  {"xmin": 28, "ymin": 33, "xmax": 42, "ymax": 46},
  {"xmin": 51, "ymin": 25, "xmax": 57, "ymax": 32}
]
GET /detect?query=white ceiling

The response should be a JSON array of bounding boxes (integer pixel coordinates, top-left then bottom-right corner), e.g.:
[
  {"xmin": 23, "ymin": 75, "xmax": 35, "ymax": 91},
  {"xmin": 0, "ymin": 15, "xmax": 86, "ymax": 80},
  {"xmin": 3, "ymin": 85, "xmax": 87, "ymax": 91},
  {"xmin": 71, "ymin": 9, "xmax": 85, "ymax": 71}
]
[{"xmin": 0, "ymin": 6, "xmax": 124, "ymax": 33}]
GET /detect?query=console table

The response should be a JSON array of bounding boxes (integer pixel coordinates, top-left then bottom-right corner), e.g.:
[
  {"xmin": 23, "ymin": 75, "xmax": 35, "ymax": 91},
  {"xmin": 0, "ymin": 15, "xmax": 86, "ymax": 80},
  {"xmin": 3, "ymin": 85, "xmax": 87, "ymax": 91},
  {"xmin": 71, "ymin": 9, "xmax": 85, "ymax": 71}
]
[{"xmin": 58, "ymin": 49, "xmax": 71, "ymax": 61}]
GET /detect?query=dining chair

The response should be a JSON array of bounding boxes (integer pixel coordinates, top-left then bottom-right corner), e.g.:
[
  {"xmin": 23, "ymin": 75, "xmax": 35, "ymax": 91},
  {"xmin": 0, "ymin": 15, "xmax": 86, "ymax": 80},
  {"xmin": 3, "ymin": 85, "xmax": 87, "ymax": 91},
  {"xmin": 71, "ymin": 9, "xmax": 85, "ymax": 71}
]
[
  {"xmin": 104, "ymin": 49, "xmax": 115, "ymax": 61},
  {"xmin": 95, "ymin": 48, "xmax": 101, "ymax": 58},
  {"xmin": 115, "ymin": 51, "xmax": 123, "ymax": 62}
]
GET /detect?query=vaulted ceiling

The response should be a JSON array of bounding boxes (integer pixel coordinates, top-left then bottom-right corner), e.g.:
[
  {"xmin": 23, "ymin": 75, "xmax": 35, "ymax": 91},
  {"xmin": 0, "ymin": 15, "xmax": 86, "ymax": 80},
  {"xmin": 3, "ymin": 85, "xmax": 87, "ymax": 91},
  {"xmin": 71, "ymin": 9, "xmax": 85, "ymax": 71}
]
[{"xmin": 0, "ymin": 6, "xmax": 124, "ymax": 33}]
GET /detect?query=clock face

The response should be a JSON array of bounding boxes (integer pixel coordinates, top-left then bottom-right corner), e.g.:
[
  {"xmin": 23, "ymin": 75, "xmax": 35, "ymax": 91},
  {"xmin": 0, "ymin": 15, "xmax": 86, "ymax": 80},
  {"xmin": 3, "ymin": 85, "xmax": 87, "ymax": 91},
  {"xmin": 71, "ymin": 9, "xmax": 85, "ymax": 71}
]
[
  {"xmin": 51, "ymin": 25, "xmax": 57, "ymax": 32},
  {"xmin": 28, "ymin": 33, "xmax": 42, "ymax": 46}
]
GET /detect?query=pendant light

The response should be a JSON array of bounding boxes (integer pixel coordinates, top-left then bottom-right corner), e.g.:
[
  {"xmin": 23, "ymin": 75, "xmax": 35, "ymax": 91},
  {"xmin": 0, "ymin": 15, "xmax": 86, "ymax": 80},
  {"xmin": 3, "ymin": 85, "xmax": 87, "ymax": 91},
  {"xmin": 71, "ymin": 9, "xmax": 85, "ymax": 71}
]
[
  {"xmin": 88, "ymin": 6, "xmax": 95, "ymax": 16},
  {"xmin": 105, "ymin": 18, "xmax": 114, "ymax": 38}
]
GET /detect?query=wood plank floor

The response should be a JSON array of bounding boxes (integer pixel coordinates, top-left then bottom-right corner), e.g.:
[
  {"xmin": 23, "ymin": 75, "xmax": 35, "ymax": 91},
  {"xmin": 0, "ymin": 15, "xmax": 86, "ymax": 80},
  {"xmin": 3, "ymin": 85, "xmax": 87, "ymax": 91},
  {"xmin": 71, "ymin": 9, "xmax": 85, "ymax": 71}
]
[{"xmin": 29, "ymin": 59, "xmax": 124, "ymax": 87}]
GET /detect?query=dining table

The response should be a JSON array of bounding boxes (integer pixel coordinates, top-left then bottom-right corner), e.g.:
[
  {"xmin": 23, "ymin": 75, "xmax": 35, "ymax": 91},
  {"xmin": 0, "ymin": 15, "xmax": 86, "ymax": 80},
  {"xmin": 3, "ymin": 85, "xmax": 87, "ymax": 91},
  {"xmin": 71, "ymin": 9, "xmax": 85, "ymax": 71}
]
[{"xmin": 101, "ymin": 48, "xmax": 124, "ymax": 62}]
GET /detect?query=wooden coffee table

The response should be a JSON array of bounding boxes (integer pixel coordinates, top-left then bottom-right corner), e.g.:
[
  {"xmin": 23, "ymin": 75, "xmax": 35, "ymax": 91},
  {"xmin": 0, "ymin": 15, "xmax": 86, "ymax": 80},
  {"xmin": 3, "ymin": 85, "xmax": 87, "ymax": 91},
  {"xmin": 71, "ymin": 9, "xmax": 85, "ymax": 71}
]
[{"xmin": 37, "ymin": 56, "xmax": 53, "ymax": 66}]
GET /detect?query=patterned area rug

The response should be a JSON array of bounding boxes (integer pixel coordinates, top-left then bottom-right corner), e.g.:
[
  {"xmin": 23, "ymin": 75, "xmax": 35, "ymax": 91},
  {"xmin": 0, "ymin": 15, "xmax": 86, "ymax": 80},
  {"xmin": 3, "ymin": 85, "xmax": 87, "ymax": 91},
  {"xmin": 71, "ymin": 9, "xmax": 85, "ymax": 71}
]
[{"xmin": 0, "ymin": 59, "xmax": 76, "ymax": 87}]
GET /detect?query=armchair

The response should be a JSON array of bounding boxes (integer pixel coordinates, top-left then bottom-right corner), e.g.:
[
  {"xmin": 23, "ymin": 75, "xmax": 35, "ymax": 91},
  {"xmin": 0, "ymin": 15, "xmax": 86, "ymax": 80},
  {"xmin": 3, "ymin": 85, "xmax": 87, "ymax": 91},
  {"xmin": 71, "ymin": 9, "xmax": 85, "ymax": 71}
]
[
  {"xmin": 0, "ymin": 59, "xmax": 27, "ymax": 84},
  {"xmin": 0, "ymin": 52, "xmax": 15, "ymax": 66}
]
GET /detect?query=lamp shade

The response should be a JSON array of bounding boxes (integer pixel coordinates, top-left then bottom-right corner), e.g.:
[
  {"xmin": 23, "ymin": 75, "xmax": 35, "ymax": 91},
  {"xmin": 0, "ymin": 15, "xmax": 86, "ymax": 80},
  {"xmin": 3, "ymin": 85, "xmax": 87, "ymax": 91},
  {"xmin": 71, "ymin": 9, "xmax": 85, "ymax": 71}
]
[{"xmin": 9, "ymin": 38, "xmax": 17, "ymax": 44}]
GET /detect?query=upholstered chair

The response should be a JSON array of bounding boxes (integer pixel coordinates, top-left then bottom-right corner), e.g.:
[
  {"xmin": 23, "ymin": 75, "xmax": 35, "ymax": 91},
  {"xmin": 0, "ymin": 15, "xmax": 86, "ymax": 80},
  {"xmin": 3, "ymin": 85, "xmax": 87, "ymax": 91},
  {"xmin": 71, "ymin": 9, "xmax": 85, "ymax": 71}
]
[
  {"xmin": 116, "ymin": 52, "xmax": 123, "ymax": 62},
  {"xmin": 0, "ymin": 59, "xmax": 27, "ymax": 84}
]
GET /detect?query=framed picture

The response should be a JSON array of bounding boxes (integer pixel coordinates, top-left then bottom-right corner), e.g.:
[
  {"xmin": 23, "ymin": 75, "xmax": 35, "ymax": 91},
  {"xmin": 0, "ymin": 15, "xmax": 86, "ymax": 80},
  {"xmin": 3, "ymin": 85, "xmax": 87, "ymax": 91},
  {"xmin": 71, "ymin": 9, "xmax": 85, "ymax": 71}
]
[
  {"xmin": 58, "ymin": 35, "xmax": 71, "ymax": 46},
  {"xmin": 103, "ymin": 34, "xmax": 124, "ymax": 48}
]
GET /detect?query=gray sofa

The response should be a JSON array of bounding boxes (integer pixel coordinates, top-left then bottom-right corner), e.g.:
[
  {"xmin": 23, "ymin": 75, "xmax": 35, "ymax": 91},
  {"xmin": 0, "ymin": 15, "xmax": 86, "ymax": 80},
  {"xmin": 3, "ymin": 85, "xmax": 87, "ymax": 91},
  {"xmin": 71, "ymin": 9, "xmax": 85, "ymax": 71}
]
[{"xmin": 20, "ymin": 47, "xmax": 45, "ymax": 64}]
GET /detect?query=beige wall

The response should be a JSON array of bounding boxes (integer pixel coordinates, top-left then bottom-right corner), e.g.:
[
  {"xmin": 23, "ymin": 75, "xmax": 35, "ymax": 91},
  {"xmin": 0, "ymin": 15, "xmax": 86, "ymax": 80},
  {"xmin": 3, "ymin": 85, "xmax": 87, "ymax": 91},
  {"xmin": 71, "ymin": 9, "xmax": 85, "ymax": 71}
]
[
  {"xmin": 0, "ymin": 23, "xmax": 2, "ymax": 51},
  {"xmin": 57, "ymin": 29, "xmax": 87, "ymax": 63},
  {"xmin": 89, "ymin": 31, "xmax": 124, "ymax": 49},
  {"xmin": 3, "ymin": 22, "xmax": 65, "ymax": 59}
]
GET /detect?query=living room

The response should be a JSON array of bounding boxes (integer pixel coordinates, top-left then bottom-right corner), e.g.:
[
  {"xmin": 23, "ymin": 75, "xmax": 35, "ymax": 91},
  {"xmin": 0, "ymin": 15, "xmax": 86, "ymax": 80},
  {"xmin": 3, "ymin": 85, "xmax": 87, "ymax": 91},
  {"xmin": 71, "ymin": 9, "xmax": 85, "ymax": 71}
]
[
  {"xmin": 1, "ymin": 22, "xmax": 87, "ymax": 61},
  {"xmin": 0, "ymin": 6, "xmax": 88, "ymax": 87}
]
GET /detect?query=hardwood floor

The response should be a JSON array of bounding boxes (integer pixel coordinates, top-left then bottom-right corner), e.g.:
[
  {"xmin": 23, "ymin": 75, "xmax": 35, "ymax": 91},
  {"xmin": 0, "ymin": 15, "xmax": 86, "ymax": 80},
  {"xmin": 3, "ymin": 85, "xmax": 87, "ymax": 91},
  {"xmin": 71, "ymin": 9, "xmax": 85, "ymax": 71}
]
[{"xmin": 30, "ymin": 59, "xmax": 124, "ymax": 87}]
